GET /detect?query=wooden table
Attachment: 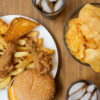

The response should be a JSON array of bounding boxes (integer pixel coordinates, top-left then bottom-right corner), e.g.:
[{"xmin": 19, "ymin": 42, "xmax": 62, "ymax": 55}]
[{"xmin": 0, "ymin": 0, "xmax": 100, "ymax": 100}]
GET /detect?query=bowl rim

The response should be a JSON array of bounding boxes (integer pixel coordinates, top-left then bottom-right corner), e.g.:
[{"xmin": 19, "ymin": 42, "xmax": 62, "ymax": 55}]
[
  {"xmin": 66, "ymin": 80, "xmax": 100, "ymax": 100},
  {"xmin": 32, "ymin": 0, "xmax": 66, "ymax": 16},
  {"xmin": 63, "ymin": 3, "xmax": 100, "ymax": 67}
]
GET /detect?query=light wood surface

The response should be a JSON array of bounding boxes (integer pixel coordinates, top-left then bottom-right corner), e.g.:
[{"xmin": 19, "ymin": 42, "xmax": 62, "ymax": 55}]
[{"xmin": 0, "ymin": 0, "xmax": 100, "ymax": 100}]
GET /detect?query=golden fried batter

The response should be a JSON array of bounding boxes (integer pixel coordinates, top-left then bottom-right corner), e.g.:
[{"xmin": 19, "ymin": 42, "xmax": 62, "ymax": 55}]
[
  {"xmin": 0, "ymin": 42, "xmax": 15, "ymax": 78},
  {"xmin": 0, "ymin": 19, "xmax": 8, "ymax": 34},
  {"xmin": 4, "ymin": 17, "xmax": 39, "ymax": 43},
  {"xmin": 26, "ymin": 40, "xmax": 52, "ymax": 74}
]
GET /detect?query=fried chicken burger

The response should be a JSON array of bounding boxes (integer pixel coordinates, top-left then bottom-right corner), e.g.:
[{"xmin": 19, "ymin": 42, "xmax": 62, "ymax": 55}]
[{"xmin": 8, "ymin": 69, "xmax": 55, "ymax": 100}]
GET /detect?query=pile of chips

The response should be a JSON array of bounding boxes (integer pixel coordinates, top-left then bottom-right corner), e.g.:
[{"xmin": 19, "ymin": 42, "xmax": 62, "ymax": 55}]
[{"xmin": 65, "ymin": 4, "xmax": 100, "ymax": 72}]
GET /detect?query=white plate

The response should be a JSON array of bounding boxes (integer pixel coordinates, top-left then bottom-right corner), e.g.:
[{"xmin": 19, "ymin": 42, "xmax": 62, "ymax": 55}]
[{"xmin": 0, "ymin": 15, "xmax": 59, "ymax": 100}]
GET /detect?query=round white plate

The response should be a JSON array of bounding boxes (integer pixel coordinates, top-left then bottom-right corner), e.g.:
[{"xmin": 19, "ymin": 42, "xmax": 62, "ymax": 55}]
[{"xmin": 0, "ymin": 15, "xmax": 59, "ymax": 100}]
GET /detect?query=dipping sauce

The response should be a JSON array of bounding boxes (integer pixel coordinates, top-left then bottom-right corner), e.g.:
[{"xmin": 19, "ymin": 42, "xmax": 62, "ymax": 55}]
[
  {"xmin": 34, "ymin": 0, "xmax": 64, "ymax": 13},
  {"xmin": 67, "ymin": 81, "xmax": 100, "ymax": 100}
]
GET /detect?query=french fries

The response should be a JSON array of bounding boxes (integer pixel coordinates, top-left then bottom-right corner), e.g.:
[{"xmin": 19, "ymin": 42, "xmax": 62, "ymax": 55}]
[
  {"xmin": 32, "ymin": 38, "xmax": 44, "ymax": 46},
  {"xmin": 0, "ymin": 75, "xmax": 10, "ymax": 82},
  {"xmin": 27, "ymin": 31, "xmax": 39, "ymax": 38},
  {"xmin": 0, "ymin": 76, "xmax": 11, "ymax": 89},
  {"xmin": 14, "ymin": 52, "xmax": 28, "ymax": 58},
  {"xmin": 0, "ymin": 52, "xmax": 3, "ymax": 55},
  {"xmin": 0, "ymin": 30, "xmax": 55, "ymax": 89},
  {"xmin": 15, "ymin": 54, "xmax": 33, "ymax": 68},
  {"xmin": 0, "ymin": 43, "xmax": 4, "ymax": 50},
  {"xmin": 26, "ymin": 63, "xmax": 35, "ymax": 69},
  {"xmin": 33, "ymin": 38, "xmax": 38, "ymax": 43},
  {"xmin": 39, "ymin": 47, "xmax": 55, "ymax": 55},
  {"xmin": 16, "ymin": 38, "xmax": 27, "ymax": 46},
  {"xmin": 37, "ymin": 38, "xmax": 44, "ymax": 46},
  {"xmin": 16, "ymin": 46, "xmax": 27, "ymax": 51},
  {"xmin": 10, "ymin": 68, "xmax": 25, "ymax": 76},
  {"xmin": 0, "ymin": 35, "xmax": 7, "ymax": 47},
  {"xmin": 14, "ymin": 58, "xmax": 22, "ymax": 64}
]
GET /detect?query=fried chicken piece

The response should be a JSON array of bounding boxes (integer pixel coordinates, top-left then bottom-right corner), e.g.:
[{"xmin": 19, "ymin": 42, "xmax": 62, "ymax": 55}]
[
  {"xmin": 0, "ymin": 19, "xmax": 8, "ymax": 34},
  {"xmin": 26, "ymin": 40, "xmax": 52, "ymax": 74},
  {"xmin": 0, "ymin": 42, "xmax": 15, "ymax": 78},
  {"xmin": 4, "ymin": 17, "xmax": 39, "ymax": 43}
]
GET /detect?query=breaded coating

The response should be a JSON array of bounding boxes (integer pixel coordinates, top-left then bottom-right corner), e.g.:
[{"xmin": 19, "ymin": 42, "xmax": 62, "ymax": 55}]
[
  {"xmin": 4, "ymin": 17, "xmax": 39, "ymax": 43},
  {"xmin": 26, "ymin": 40, "xmax": 52, "ymax": 74},
  {"xmin": 0, "ymin": 19, "xmax": 8, "ymax": 34},
  {"xmin": 0, "ymin": 42, "xmax": 15, "ymax": 78}
]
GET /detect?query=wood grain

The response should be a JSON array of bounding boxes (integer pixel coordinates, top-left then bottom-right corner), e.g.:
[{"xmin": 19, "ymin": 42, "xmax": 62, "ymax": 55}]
[{"xmin": 0, "ymin": 0, "xmax": 100, "ymax": 100}]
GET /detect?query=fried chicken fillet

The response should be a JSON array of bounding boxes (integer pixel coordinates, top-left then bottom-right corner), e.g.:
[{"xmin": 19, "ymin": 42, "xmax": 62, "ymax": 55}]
[
  {"xmin": 26, "ymin": 40, "xmax": 52, "ymax": 74},
  {"xmin": 0, "ymin": 19, "xmax": 8, "ymax": 34},
  {"xmin": 4, "ymin": 17, "xmax": 39, "ymax": 43},
  {"xmin": 0, "ymin": 43, "xmax": 15, "ymax": 78}
]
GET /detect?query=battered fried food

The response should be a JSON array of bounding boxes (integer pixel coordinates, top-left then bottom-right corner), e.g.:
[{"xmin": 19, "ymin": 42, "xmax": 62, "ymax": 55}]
[
  {"xmin": 0, "ymin": 42, "xmax": 15, "ymax": 78},
  {"xmin": 11, "ymin": 69, "xmax": 55, "ymax": 100},
  {"xmin": 0, "ymin": 19, "xmax": 8, "ymax": 34},
  {"xmin": 26, "ymin": 40, "xmax": 52, "ymax": 74},
  {"xmin": 4, "ymin": 17, "xmax": 39, "ymax": 43}
]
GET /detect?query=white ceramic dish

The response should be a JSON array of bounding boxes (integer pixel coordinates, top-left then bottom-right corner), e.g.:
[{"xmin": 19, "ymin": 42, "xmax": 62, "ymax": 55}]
[{"xmin": 0, "ymin": 15, "xmax": 59, "ymax": 100}]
